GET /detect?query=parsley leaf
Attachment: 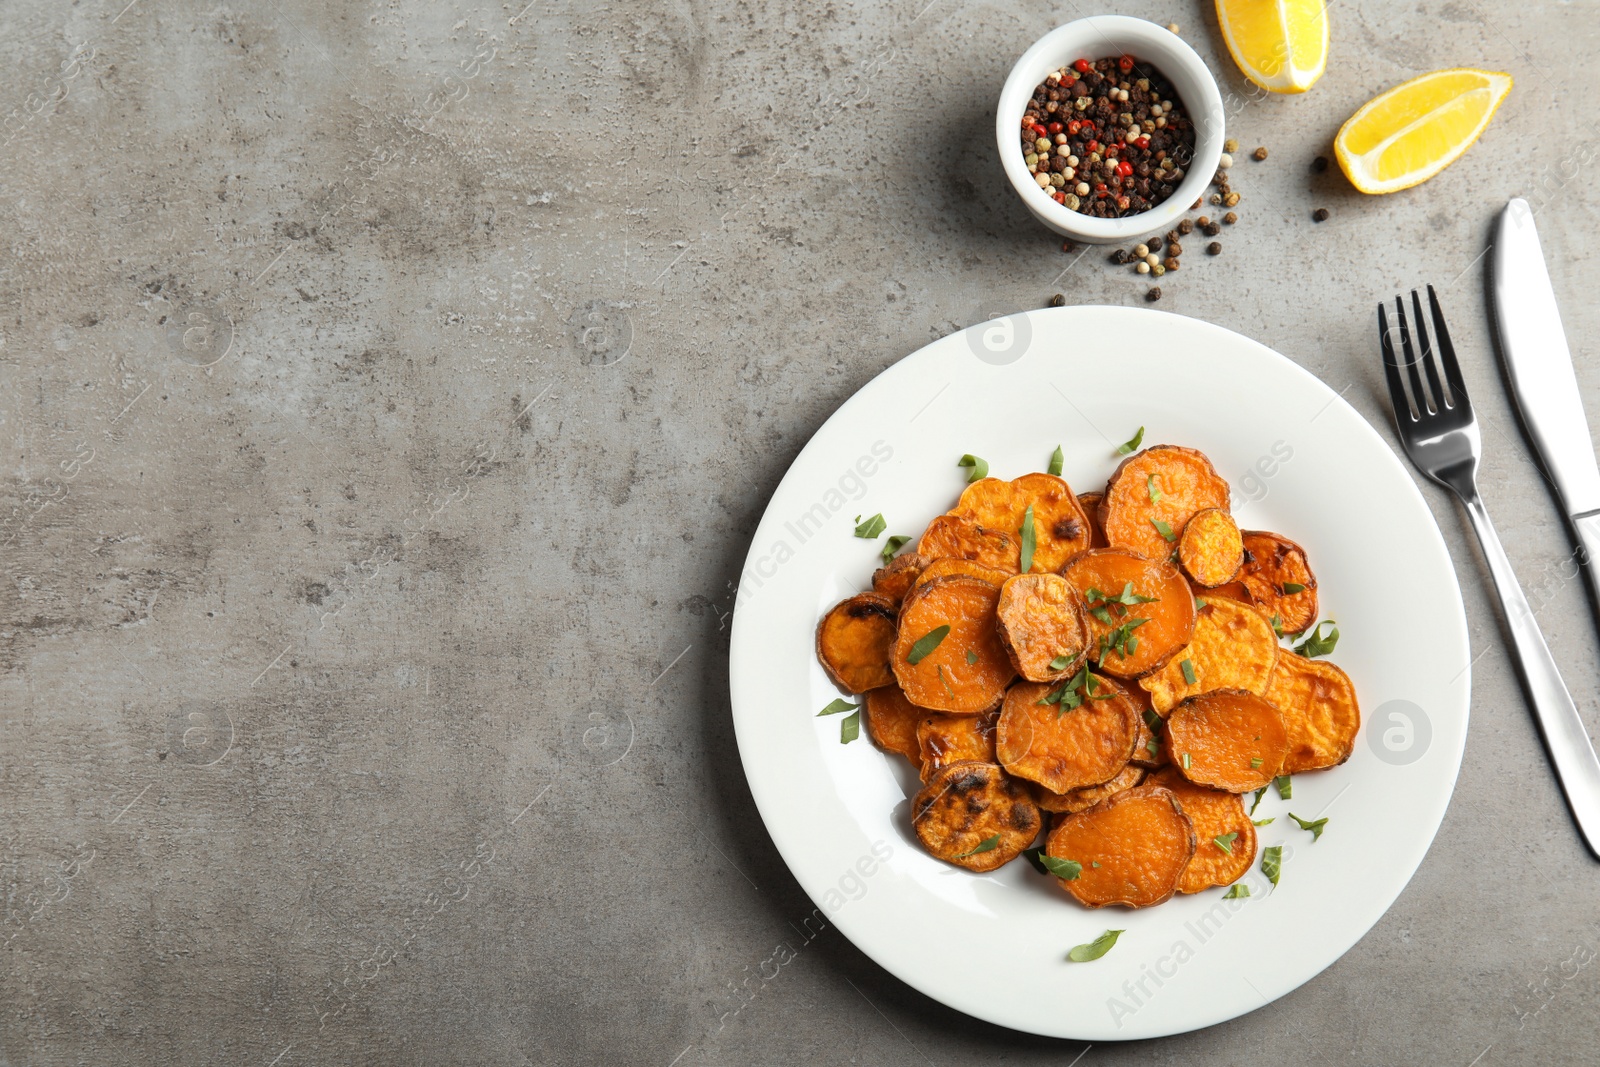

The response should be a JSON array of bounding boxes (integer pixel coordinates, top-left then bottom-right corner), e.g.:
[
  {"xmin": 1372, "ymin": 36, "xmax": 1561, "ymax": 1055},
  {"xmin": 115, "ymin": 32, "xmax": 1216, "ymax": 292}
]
[
  {"xmin": 1048, "ymin": 445, "xmax": 1064, "ymax": 477},
  {"xmin": 1223, "ymin": 884, "xmax": 1250, "ymax": 899},
  {"xmin": 1180, "ymin": 659, "xmax": 1197, "ymax": 686},
  {"xmin": 1049, "ymin": 653, "xmax": 1076, "ymax": 671},
  {"xmin": 957, "ymin": 454, "xmax": 989, "ymax": 483},
  {"xmin": 1147, "ymin": 474, "xmax": 1162, "ymax": 503},
  {"xmin": 1261, "ymin": 844, "xmax": 1283, "ymax": 886},
  {"xmin": 1039, "ymin": 855, "xmax": 1082, "ymax": 880},
  {"xmin": 1019, "ymin": 503, "xmax": 1037, "ymax": 572},
  {"xmin": 1274, "ymin": 775, "xmax": 1292, "ymax": 800},
  {"xmin": 1067, "ymin": 929, "xmax": 1124, "ymax": 962},
  {"xmin": 1096, "ymin": 618, "xmax": 1149, "ymax": 663},
  {"xmin": 1289, "ymin": 812, "xmax": 1328, "ymax": 841},
  {"xmin": 1116, "ymin": 426, "xmax": 1145, "ymax": 455},
  {"xmin": 1294, "ymin": 620, "xmax": 1339, "ymax": 658},
  {"xmin": 880, "ymin": 534, "xmax": 911, "ymax": 563},
  {"xmin": 853, "ymin": 513, "xmax": 887, "ymax": 539},
  {"xmin": 907, "ymin": 626, "xmax": 950, "ymax": 665},
  {"xmin": 1213, "ymin": 832, "xmax": 1238, "ymax": 854},
  {"xmin": 817, "ymin": 699, "xmax": 859, "ymax": 716},
  {"xmin": 953, "ymin": 833, "xmax": 1001, "ymax": 858},
  {"xmin": 1282, "ymin": 582, "xmax": 1306, "ymax": 594},
  {"xmin": 839, "ymin": 709, "xmax": 860, "ymax": 743},
  {"xmin": 1151, "ymin": 518, "xmax": 1176, "ymax": 542}
]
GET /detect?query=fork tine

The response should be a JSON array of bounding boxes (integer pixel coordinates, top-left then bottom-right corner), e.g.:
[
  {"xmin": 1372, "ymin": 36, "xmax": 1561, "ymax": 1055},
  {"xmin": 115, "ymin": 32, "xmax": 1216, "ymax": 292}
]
[
  {"xmin": 1410, "ymin": 289, "xmax": 1446, "ymax": 413},
  {"xmin": 1378, "ymin": 301, "xmax": 1415, "ymax": 424},
  {"xmin": 1426, "ymin": 284, "xmax": 1469, "ymax": 407},
  {"xmin": 1395, "ymin": 295, "xmax": 1433, "ymax": 416}
]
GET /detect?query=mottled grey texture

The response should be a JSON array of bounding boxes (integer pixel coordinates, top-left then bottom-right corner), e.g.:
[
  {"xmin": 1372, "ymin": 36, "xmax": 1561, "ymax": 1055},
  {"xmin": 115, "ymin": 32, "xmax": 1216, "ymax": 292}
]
[{"xmin": 2, "ymin": 0, "xmax": 1596, "ymax": 1063}]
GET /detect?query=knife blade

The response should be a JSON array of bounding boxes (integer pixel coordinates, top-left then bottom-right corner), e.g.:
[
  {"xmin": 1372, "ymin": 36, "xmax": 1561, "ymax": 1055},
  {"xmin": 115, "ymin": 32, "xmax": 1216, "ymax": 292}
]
[{"xmin": 1491, "ymin": 198, "xmax": 1600, "ymax": 525}]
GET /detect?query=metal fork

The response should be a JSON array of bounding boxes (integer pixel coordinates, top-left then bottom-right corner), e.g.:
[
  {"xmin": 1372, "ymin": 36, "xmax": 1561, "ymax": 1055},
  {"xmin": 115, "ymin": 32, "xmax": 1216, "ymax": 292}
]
[{"xmin": 1381, "ymin": 285, "xmax": 1600, "ymax": 858}]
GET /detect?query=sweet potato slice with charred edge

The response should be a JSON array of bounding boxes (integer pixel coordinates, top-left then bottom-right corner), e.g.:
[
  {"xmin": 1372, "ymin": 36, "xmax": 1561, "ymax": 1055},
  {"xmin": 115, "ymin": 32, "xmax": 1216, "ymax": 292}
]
[
  {"xmin": 1238, "ymin": 531, "xmax": 1319, "ymax": 635},
  {"xmin": 995, "ymin": 676, "xmax": 1140, "ymax": 793},
  {"xmin": 863, "ymin": 686, "xmax": 924, "ymax": 764},
  {"xmin": 909, "ymin": 557, "xmax": 1010, "ymax": 592},
  {"xmin": 892, "ymin": 576, "xmax": 1015, "ymax": 713},
  {"xmin": 1045, "ymin": 784, "xmax": 1196, "ymax": 908},
  {"xmin": 954, "ymin": 474, "xmax": 1093, "ymax": 573},
  {"xmin": 1147, "ymin": 768, "xmax": 1257, "ymax": 893},
  {"xmin": 1100, "ymin": 445, "xmax": 1232, "ymax": 562},
  {"xmin": 1077, "ymin": 491, "xmax": 1108, "ymax": 549},
  {"xmin": 1031, "ymin": 764, "xmax": 1146, "ymax": 814},
  {"xmin": 1178, "ymin": 507, "xmax": 1244, "ymax": 587},
  {"xmin": 912, "ymin": 761, "xmax": 1041, "ymax": 873},
  {"xmin": 1060, "ymin": 549, "xmax": 1195, "ymax": 678},
  {"xmin": 816, "ymin": 593, "xmax": 898, "ymax": 693},
  {"xmin": 1163, "ymin": 689, "xmax": 1288, "ymax": 792},
  {"xmin": 917, "ymin": 515, "xmax": 1020, "ymax": 573},
  {"xmin": 871, "ymin": 552, "xmax": 930, "ymax": 606},
  {"xmin": 1201, "ymin": 580, "xmax": 1254, "ymax": 605},
  {"xmin": 917, "ymin": 709, "xmax": 998, "ymax": 780},
  {"xmin": 1264, "ymin": 652, "xmax": 1361, "ymax": 772},
  {"xmin": 995, "ymin": 573, "xmax": 1090, "ymax": 683},
  {"xmin": 1140, "ymin": 596, "xmax": 1279, "ymax": 714}
]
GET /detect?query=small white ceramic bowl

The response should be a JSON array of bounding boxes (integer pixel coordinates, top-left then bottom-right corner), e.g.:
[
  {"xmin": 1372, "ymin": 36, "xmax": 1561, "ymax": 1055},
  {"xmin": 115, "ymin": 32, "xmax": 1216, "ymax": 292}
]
[{"xmin": 997, "ymin": 16, "xmax": 1225, "ymax": 245}]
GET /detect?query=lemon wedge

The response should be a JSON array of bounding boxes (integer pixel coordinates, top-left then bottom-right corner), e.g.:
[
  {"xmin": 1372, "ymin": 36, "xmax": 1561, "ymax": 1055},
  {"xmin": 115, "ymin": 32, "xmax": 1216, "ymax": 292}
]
[
  {"xmin": 1215, "ymin": 0, "xmax": 1329, "ymax": 94},
  {"xmin": 1334, "ymin": 68, "xmax": 1512, "ymax": 195}
]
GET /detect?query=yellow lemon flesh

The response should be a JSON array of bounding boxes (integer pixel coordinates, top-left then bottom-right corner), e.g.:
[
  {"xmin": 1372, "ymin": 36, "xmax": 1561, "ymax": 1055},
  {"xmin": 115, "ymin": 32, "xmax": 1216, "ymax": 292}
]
[
  {"xmin": 1215, "ymin": 0, "xmax": 1329, "ymax": 94},
  {"xmin": 1335, "ymin": 68, "xmax": 1513, "ymax": 195}
]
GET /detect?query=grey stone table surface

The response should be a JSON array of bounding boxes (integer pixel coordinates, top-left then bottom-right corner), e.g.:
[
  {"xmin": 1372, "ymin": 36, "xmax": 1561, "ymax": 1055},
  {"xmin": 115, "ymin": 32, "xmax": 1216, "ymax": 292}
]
[{"xmin": 2, "ymin": 0, "xmax": 1597, "ymax": 1063}]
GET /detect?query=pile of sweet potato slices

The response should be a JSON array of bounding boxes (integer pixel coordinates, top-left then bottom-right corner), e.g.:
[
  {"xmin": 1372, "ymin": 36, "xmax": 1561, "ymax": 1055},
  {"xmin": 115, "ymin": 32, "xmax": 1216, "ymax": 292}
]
[{"xmin": 816, "ymin": 445, "xmax": 1360, "ymax": 909}]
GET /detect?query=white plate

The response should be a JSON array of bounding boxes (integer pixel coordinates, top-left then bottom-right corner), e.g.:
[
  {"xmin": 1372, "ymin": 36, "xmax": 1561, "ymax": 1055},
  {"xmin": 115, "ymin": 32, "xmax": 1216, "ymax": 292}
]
[{"xmin": 728, "ymin": 307, "xmax": 1469, "ymax": 1040}]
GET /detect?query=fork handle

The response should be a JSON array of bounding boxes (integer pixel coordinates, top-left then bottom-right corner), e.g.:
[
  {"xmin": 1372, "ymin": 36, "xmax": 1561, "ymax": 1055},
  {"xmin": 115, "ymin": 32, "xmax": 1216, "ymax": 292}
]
[{"xmin": 1463, "ymin": 491, "xmax": 1600, "ymax": 859}]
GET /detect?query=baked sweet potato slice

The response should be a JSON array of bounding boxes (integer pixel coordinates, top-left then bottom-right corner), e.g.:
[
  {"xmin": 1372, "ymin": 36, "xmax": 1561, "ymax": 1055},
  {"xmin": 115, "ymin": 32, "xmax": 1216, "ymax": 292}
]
[
  {"xmin": 917, "ymin": 514, "xmax": 1020, "ymax": 573},
  {"xmin": 871, "ymin": 552, "xmax": 930, "ymax": 605},
  {"xmin": 1163, "ymin": 689, "xmax": 1288, "ymax": 792},
  {"xmin": 863, "ymin": 686, "xmax": 924, "ymax": 764},
  {"xmin": 892, "ymin": 576, "xmax": 1015, "ymax": 713},
  {"xmin": 1264, "ymin": 651, "xmax": 1361, "ymax": 772},
  {"xmin": 1178, "ymin": 507, "xmax": 1244, "ymax": 587},
  {"xmin": 909, "ymin": 557, "xmax": 1010, "ymax": 592},
  {"xmin": 1032, "ymin": 763, "xmax": 1146, "ymax": 814},
  {"xmin": 1202, "ymin": 580, "xmax": 1254, "ymax": 605},
  {"xmin": 953, "ymin": 473, "xmax": 1094, "ymax": 573},
  {"xmin": 1140, "ymin": 596, "xmax": 1279, "ymax": 714},
  {"xmin": 912, "ymin": 760, "xmax": 1041, "ymax": 872},
  {"xmin": 1060, "ymin": 550, "xmax": 1195, "ymax": 678},
  {"xmin": 1100, "ymin": 445, "xmax": 1232, "ymax": 562},
  {"xmin": 1238, "ymin": 531, "xmax": 1319, "ymax": 635},
  {"xmin": 816, "ymin": 593, "xmax": 898, "ymax": 693},
  {"xmin": 1147, "ymin": 767, "xmax": 1257, "ymax": 893},
  {"xmin": 995, "ymin": 676, "xmax": 1140, "ymax": 793},
  {"xmin": 917, "ymin": 709, "xmax": 998, "ymax": 780},
  {"xmin": 1077, "ymin": 491, "xmax": 1108, "ymax": 549},
  {"xmin": 1121, "ymin": 678, "xmax": 1168, "ymax": 768},
  {"xmin": 1045, "ymin": 784, "xmax": 1196, "ymax": 908},
  {"xmin": 995, "ymin": 573, "xmax": 1089, "ymax": 683}
]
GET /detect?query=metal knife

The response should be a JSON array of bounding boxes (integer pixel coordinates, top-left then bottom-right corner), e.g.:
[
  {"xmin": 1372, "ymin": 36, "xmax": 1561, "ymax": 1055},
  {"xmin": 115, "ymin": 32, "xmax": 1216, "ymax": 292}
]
[{"xmin": 1491, "ymin": 197, "xmax": 1600, "ymax": 858}]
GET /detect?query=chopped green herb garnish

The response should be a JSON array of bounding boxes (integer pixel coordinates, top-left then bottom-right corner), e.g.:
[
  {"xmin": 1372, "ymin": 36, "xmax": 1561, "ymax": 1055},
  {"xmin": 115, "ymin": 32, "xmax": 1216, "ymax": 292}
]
[
  {"xmin": 1116, "ymin": 427, "xmax": 1145, "ymax": 455},
  {"xmin": 907, "ymin": 625, "xmax": 950, "ymax": 665},
  {"xmin": 817, "ymin": 699, "xmax": 859, "ymax": 716},
  {"xmin": 1223, "ymin": 883, "xmax": 1250, "ymax": 899},
  {"xmin": 1282, "ymin": 582, "xmax": 1306, "ymax": 594},
  {"xmin": 853, "ymin": 513, "xmax": 887, "ymax": 539},
  {"xmin": 1039, "ymin": 855, "xmax": 1082, "ymax": 880},
  {"xmin": 1213, "ymin": 832, "xmax": 1238, "ymax": 854},
  {"xmin": 1147, "ymin": 474, "xmax": 1162, "ymax": 503},
  {"xmin": 936, "ymin": 664, "xmax": 956, "ymax": 698},
  {"xmin": 880, "ymin": 534, "xmax": 912, "ymax": 563},
  {"xmin": 1085, "ymin": 582, "xmax": 1158, "ymax": 609},
  {"xmin": 1180, "ymin": 659, "xmax": 1197, "ymax": 686},
  {"xmin": 1022, "ymin": 847, "xmax": 1050, "ymax": 875},
  {"xmin": 1092, "ymin": 861, "xmax": 1100, "ymax": 868},
  {"xmin": 1151, "ymin": 518, "xmax": 1177, "ymax": 542},
  {"xmin": 1269, "ymin": 613, "xmax": 1285, "ymax": 637},
  {"xmin": 957, "ymin": 454, "xmax": 989, "ymax": 483},
  {"xmin": 1262, "ymin": 845, "xmax": 1283, "ymax": 886},
  {"xmin": 1146, "ymin": 738, "xmax": 1160, "ymax": 756},
  {"xmin": 1039, "ymin": 663, "xmax": 1104, "ymax": 713},
  {"xmin": 1068, "ymin": 929, "xmax": 1124, "ymax": 962},
  {"xmin": 1048, "ymin": 445, "xmax": 1064, "ymax": 477},
  {"xmin": 839, "ymin": 709, "xmax": 860, "ymax": 743},
  {"xmin": 1249, "ymin": 787, "xmax": 1267, "ymax": 815},
  {"xmin": 1049, "ymin": 653, "xmax": 1075, "ymax": 671},
  {"xmin": 1252, "ymin": 817, "xmax": 1275, "ymax": 826},
  {"xmin": 1294, "ymin": 620, "xmax": 1339, "ymax": 658},
  {"xmin": 1181, "ymin": 752, "xmax": 1192, "ymax": 770},
  {"xmin": 1096, "ymin": 618, "xmax": 1149, "ymax": 663},
  {"xmin": 1274, "ymin": 775, "xmax": 1292, "ymax": 800},
  {"xmin": 966, "ymin": 649, "xmax": 979, "ymax": 665},
  {"xmin": 953, "ymin": 833, "xmax": 1001, "ymax": 859},
  {"xmin": 1289, "ymin": 812, "xmax": 1328, "ymax": 841},
  {"xmin": 1250, "ymin": 757, "xmax": 1263, "ymax": 769},
  {"xmin": 1142, "ymin": 708, "xmax": 1163, "ymax": 732},
  {"xmin": 1019, "ymin": 503, "xmax": 1037, "ymax": 572}
]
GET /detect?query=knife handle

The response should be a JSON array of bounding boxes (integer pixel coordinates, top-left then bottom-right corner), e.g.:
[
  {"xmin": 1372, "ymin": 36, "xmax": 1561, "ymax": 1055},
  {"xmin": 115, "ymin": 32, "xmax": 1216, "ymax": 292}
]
[{"xmin": 1462, "ymin": 492, "xmax": 1600, "ymax": 860}]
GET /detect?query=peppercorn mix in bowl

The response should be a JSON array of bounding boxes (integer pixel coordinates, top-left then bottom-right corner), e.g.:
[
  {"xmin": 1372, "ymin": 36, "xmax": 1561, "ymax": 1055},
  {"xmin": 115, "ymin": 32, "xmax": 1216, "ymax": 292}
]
[{"xmin": 998, "ymin": 16, "xmax": 1225, "ymax": 244}]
